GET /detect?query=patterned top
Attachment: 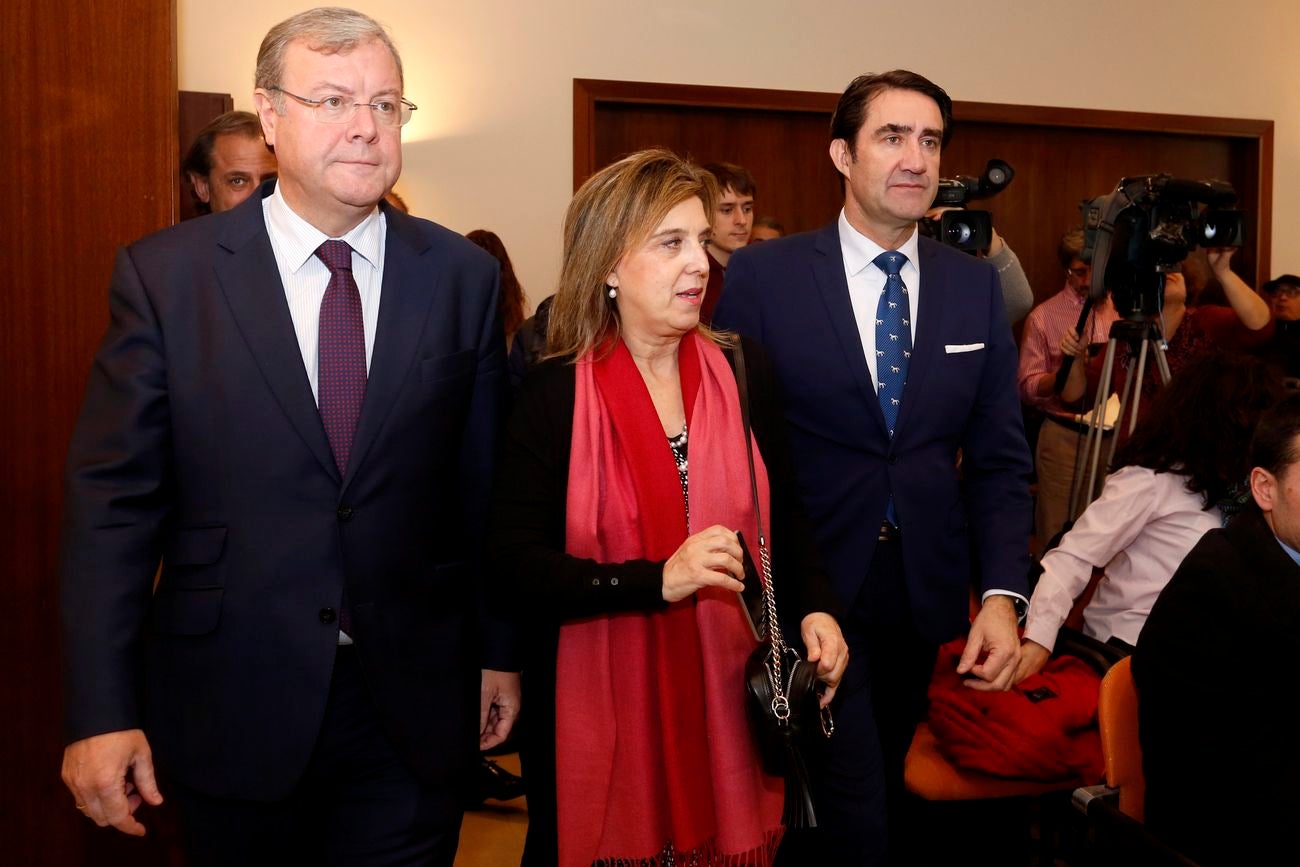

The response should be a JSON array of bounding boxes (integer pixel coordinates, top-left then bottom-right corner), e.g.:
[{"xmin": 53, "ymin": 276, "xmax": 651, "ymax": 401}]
[{"xmin": 668, "ymin": 424, "xmax": 689, "ymax": 522}]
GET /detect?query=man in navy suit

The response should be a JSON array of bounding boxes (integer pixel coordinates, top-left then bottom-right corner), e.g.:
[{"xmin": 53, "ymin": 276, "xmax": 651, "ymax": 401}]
[
  {"xmin": 58, "ymin": 8, "xmax": 517, "ymax": 865},
  {"xmin": 714, "ymin": 70, "xmax": 1032, "ymax": 863}
]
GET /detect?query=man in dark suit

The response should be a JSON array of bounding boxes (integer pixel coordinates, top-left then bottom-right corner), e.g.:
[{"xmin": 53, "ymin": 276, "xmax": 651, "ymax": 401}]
[
  {"xmin": 714, "ymin": 70, "xmax": 1032, "ymax": 862},
  {"xmin": 1134, "ymin": 393, "xmax": 1300, "ymax": 866},
  {"xmin": 58, "ymin": 8, "xmax": 517, "ymax": 865}
]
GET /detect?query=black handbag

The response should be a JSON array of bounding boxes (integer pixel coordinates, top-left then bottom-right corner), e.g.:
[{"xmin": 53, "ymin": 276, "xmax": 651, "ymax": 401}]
[{"xmin": 732, "ymin": 345, "xmax": 834, "ymax": 829}]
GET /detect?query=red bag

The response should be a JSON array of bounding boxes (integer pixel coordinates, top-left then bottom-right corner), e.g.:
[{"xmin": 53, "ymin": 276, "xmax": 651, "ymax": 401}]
[{"xmin": 925, "ymin": 637, "xmax": 1104, "ymax": 783}]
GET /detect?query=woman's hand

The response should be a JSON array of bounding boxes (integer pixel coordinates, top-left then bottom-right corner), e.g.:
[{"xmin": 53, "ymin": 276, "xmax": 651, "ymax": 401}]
[
  {"xmin": 1013, "ymin": 639, "xmax": 1051, "ymax": 685},
  {"xmin": 801, "ymin": 612, "xmax": 849, "ymax": 707},
  {"xmin": 661, "ymin": 525, "xmax": 745, "ymax": 603}
]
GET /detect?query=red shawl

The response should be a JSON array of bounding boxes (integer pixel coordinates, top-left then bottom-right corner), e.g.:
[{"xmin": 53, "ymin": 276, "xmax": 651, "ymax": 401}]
[{"xmin": 557, "ymin": 332, "xmax": 784, "ymax": 866}]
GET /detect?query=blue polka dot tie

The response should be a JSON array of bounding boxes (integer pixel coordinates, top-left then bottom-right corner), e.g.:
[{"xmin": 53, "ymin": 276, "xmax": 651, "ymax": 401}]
[
  {"xmin": 316, "ymin": 240, "xmax": 367, "ymax": 476},
  {"xmin": 874, "ymin": 250, "xmax": 911, "ymax": 526}
]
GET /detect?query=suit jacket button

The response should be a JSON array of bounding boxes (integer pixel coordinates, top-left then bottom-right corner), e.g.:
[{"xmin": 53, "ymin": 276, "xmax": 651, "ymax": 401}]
[
  {"xmin": 337, "ymin": 506, "xmax": 354, "ymax": 522},
  {"xmin": 319, "ymin": 607, "xmax": 337, "ymax": 624},
  {"xmin": 887, "ymin": 455, "xmax": 898, "ymax": 465}
]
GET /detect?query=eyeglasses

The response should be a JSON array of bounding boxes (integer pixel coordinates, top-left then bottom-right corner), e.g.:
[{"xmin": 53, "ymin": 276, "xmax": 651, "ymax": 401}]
[
  {"xmin": 1271, "ymin": 285, "xmax": 1300, "ymax": 299},
  {"xmin": 1065, "ymin": 266, "xmax": 1090, "ymax": 279},
  {"xmin": 270, "ymin": 87, "xmax": 417, "ymax": 127}
]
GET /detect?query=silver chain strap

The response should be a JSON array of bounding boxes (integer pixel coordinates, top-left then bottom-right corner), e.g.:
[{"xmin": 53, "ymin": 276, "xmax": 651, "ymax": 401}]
[{"xmin": 755, "ymin": 533, "xmax": 792, "ymax": 723}]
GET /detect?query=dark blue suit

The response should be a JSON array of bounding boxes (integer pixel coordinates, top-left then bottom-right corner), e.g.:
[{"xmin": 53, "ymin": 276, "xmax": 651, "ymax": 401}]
[
  {"xmin": 715, "ymin": 223, "xmax": 1032, "ymax": 861},
  {"xmin": 60, "ymin": 184, "xmax": 509, "ymax": 855}
]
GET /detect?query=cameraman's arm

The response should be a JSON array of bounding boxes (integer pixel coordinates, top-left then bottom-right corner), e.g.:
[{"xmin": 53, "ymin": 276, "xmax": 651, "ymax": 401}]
[
  {"xmin": 986, "ymin": 230, "xmax": 1033, "ymax": 324},
  {"xmin": 1209, "ymin": 248, "xmax": 1270, "ymax": 330}
]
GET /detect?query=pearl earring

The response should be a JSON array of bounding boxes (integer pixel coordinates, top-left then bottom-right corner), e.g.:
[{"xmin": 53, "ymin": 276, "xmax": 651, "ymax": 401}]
[{"xmin": 608, "ymin": 287, "xmax": 617, "ymax": 299}]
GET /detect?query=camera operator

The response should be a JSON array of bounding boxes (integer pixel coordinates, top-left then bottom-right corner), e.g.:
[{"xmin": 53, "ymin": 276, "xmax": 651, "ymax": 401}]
[
  {"xmin": 1074, "ymin": 246, "xmax": 1273, "ymax": 422},
  {"xmin": 923, "ymin": 205, "xmax": 1032, "ymax": 323},
  {"xmin": 1018, "ymin": 228, "xmax": 1121, "ymax": 552}
]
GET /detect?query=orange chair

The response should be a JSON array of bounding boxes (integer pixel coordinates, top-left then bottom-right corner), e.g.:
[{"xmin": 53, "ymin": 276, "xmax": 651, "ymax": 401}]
[
  {"xmin": 1098, "ymin": 655, "xmax": 1144, "ymax": 820},
  {"xmin": 1072, "ymin": 656, "xmax": 1202, "ymax": 865}
]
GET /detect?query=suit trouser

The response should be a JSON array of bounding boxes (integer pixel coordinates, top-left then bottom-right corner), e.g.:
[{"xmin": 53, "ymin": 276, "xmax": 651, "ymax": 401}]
[
  {"xmin": 779, "ymin": 539, "xmax": 925, "ymax": 866},
  {"xmin": 169, "ymin": 646, "xmax": 463, "ymax": 867}
]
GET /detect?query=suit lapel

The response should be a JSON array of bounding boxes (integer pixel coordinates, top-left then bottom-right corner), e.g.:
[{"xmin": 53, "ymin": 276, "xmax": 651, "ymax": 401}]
[
  {"xmin": 812, "ymin": 224, "xmax": 889, "ymax": 435},
  {"xmin": 894, "ymin": 238, "xmax": 946, "ymax": 440},
  {"xmin": 342, "ymin": 207, "xmax": 437, "ymax": 492},
  {"xmin": 214, "ymin": 196, "xmax": 339, "ymax": 482}
]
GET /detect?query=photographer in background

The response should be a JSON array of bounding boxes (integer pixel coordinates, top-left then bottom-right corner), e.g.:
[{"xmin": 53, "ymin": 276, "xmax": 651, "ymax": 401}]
[{"xmin": 1018, "ymin": 228, "xmax": 1120, "ymax": 552}]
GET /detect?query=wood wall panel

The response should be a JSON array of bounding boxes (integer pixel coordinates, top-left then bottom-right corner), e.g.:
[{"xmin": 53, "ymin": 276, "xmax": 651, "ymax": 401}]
[
  {"xmin": 1, "ymin": 1, "xmax": 178, "ymax": 864},
  {"xmin": 576, "ymin": 80, "xmax": 1272, "ymax": 325}
]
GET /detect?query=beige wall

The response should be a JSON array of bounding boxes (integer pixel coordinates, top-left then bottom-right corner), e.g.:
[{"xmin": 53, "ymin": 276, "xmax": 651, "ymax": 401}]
[{"xmin": 181, "ymin": 0, "xmax": 1300, "ymax": 306}]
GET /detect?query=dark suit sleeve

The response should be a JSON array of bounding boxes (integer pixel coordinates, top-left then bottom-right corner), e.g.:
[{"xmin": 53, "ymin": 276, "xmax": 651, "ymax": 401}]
[
  {"xmin": 738, "ymin": 339, "xmax": 841, "ymax": 624},
  {"xmin": 60, "ymin": 245, "xmax": 173, "ymax": 743},
  {"xmin": 462, "ymin": 263, "xmax": 518, "ymax": 672},
  {"xmin": 713, "ymin": 250, "xmax": 764, "ymax": 344},
  {"xmin": 489, "ymin": 362, "xmax": 667, "ymax": 620},
  {"xmin": 960, "ymin": 265, "xmax": 1033, "ymax": 599}
]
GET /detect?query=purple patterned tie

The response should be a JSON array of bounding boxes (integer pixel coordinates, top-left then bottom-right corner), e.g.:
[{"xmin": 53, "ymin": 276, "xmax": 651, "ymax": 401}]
[{"xmin": 316, "ymin": 240, "xmax": 367, "ymax": 475}]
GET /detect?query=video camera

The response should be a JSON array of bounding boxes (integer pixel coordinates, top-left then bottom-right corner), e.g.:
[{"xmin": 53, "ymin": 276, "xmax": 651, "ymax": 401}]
[
  {"xmin": 1081, "ymin": 174, "xmax": 1244, "ymax": 320},
  {"xmin": 919, "ymin": 158, "xmax": 1015, "ymax": 252}
]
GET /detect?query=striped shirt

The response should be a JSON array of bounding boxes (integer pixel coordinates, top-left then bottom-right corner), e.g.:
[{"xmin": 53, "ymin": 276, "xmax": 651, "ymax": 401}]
[{"xmin": 1017, "ymin": 285, "xmax": 1118, "ymax": 417}]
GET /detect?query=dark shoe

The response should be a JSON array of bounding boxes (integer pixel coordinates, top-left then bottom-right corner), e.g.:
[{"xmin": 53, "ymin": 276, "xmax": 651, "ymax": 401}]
[{"xmin": 471, "ymin": 757, "xmax": 525, "ymax": 805}]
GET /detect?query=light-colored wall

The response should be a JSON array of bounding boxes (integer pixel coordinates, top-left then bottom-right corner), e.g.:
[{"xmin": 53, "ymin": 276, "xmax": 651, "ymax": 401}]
[{"xmin": 181, "ymin": 0, "xmax": 1300, "ymax": 306}]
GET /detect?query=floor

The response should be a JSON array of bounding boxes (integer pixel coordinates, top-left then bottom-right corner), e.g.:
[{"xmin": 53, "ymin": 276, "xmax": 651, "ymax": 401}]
[{"xmin": 454, "ymin": 753, "xmax": 528, "ymax": 867}]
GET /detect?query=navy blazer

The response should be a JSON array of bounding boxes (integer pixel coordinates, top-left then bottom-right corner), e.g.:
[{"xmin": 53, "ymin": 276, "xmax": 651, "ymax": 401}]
[
  {"xmin": 59, "ymin": 184, "xmax": 510, "ymax": 800},
  {"xmin": 714, "ymin": 223, "xmax": 1032, "ymax": 643}
]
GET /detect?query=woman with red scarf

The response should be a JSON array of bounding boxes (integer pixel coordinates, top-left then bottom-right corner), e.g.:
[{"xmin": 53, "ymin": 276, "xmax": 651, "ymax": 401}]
[{"xmin": 490, "ymin": 149, "xmax": 849, "ymax": 866}]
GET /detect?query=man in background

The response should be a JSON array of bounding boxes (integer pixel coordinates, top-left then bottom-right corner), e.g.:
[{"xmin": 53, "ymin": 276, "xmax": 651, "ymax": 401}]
[
  {"xmin": 750, "ymin": 215, "xmax": 784, "ymax": 243},
  {"xmin": 1134, "ymin": 392, "xmax": 1300, "ymax": 865},
  {"xmin": 699, "ymin": 161, "xmax": 755, "ymax": 322},
  {"xmin": 181, "ymin": 110, "xmax": 278, "ymax": 215},
  {"xmin": 1017, "ymin": 227, "xmax": 1119, "ymax": 552},
  {"xmin": 1257, "ymin": 273, "xmax": 1300, "ymax": 384}
]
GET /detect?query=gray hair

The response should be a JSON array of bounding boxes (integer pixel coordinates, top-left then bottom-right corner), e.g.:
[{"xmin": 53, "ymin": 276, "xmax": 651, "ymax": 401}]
[{"xmin": 255, "ymin": 7, "xmax": 403, "ymax": 110}]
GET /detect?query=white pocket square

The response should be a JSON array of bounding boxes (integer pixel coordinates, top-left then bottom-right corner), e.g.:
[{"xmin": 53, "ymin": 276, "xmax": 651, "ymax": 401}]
[{"xmin": 945, "ymin": 343, "xmax": 985, "ymax": 354}]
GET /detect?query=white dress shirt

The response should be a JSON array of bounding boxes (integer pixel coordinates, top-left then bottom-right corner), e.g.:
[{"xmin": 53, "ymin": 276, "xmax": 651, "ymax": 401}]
[
  {"xmin": 838, "ymin": 212, "xmax": 1025, "ymax": 610},
  {"xmin": 839, "ymin": 210, "xmax": 921, "ymax": 385},
  {"xmin": 262, "ymin": 184, "xmax": 386, "ymax": 404},
  {"xmin": 1024, "ymin": 464, "xmax": 1222, "ymax": 650}
]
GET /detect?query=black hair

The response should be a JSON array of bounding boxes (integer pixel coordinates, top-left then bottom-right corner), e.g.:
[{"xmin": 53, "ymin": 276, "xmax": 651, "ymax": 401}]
[
  {"xmin": 829, "ymin": 70, "xmax": 953, "ymax": 155},
  {"xmin": 1251, "ymin": 392, "xmax": 1300, "ymax": 477},
  {"xmin": 1113, "ymin": 350, "xmax": 1279, "ymax": 507}
]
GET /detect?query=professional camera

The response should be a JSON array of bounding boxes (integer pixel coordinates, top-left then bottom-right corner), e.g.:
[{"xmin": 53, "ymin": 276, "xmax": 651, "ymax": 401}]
[
  {"xmin": 1081, "ymin": 174, "xmax": 1244, "ymax": 319},
  {"xmin": 919, "ymin": 158, "xmax": 1015, "ymax": 252}
]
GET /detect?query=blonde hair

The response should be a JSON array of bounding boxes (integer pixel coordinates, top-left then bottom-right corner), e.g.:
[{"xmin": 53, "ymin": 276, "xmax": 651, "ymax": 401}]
[
  {"xmin": 547, "ymin": 148, "xmax": 730, "ymax": 361},
  {"xmin": 256, "ymin": 7, "xmax": 403, "ymax": 109}
]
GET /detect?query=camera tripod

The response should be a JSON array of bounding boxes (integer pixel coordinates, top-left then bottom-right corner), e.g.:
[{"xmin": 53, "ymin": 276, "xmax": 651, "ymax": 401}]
[{"xmin": 1067, "ymin": 316, "xmax": 1172, "ymax": 521}]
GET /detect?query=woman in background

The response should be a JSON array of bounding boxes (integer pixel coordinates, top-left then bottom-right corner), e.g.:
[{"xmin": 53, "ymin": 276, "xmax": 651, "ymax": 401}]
[
  {"xmin": 1015, "ymin": 351, "xmax": 1278, "ymax": 681},
  {"xmin": 467, "ymin": 229, "xmax": 527, "ymax": 349},
  {"xmin": 490, "ymin": 149, "xmax": 850, "ymax": 866}
]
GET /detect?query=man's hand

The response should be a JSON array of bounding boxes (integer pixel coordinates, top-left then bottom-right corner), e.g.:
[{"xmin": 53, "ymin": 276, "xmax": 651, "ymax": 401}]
[
  {"xmin": 479, "ymin": 669, "xmax": 521, "ymax": 750},
  {"xmin": 956, "ymin": 595, "xmax": 1021, "ymax": 692},
  {"xmin": 800, "ymin": 612, "xmax": 849, "ymax": 707},
  {"xmin": 61, "ymin": 729, "xmax": 162, "ymax": 836}
]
